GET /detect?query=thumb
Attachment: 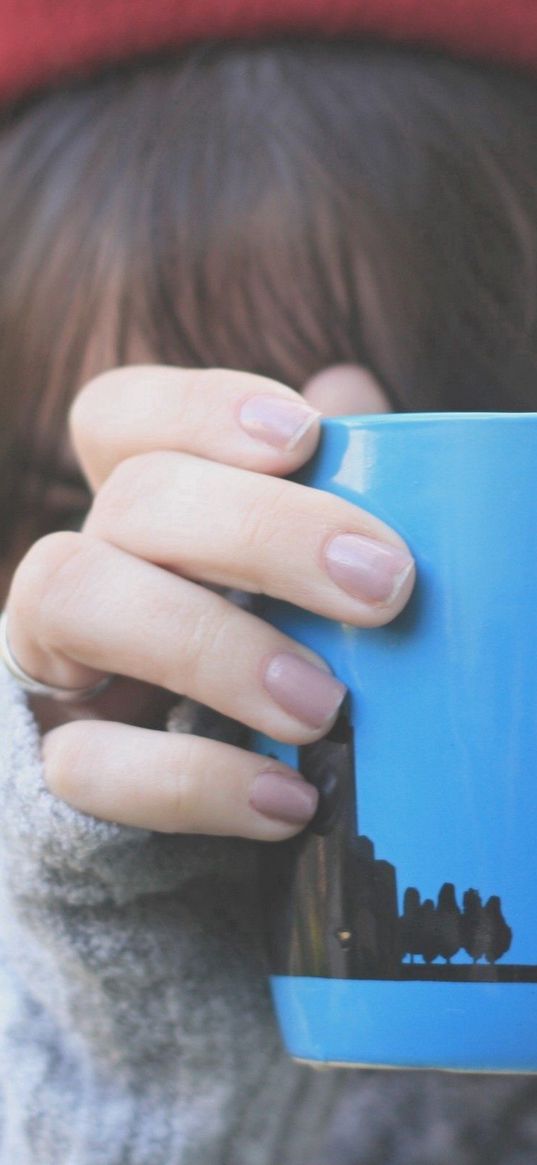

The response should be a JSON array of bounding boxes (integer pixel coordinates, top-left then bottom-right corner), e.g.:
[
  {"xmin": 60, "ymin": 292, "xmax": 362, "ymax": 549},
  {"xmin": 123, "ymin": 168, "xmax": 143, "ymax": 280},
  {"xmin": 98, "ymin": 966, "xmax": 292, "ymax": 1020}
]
[{"xmin": 302, "ymin": 364, "xmax": 392, "ymax": 417}]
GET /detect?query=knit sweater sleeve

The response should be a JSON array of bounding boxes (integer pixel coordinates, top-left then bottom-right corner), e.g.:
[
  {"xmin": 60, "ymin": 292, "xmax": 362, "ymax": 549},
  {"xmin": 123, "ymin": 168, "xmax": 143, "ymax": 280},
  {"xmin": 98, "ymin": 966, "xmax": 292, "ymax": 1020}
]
[
  {"xmin": 3, "ymin": 664, "xmax": 536, "ymax": 1165},
  {"xmin": 0, "ymin": 661, "xmax": 350, "ymax": 1165}
]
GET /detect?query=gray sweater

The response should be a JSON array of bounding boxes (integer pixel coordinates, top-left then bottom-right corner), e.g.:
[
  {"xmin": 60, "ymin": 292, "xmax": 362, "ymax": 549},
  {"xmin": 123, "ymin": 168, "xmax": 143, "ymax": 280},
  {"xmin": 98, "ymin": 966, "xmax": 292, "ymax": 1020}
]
[{"xmin": 0, "ymin": 661, "xmax": 536, "ymax": 1165}]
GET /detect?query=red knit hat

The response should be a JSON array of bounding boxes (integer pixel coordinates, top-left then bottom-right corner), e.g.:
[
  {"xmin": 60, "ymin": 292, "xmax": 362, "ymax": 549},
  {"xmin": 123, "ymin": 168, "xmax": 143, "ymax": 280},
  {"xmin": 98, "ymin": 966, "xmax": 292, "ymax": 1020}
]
[{"xmin": 2, "ymin": 0, "xmax": 537, "ymax": 105}]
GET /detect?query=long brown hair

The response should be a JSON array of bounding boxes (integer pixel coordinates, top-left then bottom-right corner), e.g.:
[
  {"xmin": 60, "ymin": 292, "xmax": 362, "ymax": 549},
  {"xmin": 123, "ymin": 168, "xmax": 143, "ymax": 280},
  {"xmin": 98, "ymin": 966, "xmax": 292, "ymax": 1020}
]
[{"xmin": 1, "ymin": 41, "xmax": 537, "ymax": 555}]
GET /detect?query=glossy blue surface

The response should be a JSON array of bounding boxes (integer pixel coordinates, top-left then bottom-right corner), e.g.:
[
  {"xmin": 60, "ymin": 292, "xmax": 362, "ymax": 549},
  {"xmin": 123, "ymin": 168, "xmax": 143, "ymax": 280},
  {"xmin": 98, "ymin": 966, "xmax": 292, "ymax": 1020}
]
[
  {"xmin": 259, "ymin": 413, "xmax": 537, "ymax": 1071},
  {"xmin": 271, "ymin": 977, "xmax": 537, "ymax": 1072}
]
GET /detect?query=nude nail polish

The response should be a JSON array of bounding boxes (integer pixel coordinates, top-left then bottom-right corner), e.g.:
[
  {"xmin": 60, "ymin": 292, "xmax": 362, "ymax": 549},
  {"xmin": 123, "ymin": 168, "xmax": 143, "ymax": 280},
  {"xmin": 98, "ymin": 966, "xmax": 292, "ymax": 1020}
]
[
  {"xmin": 249, "ymin": 771, "xmax": 319, "ymax": 825},
  {"xmin": 324, "ymin": 533, "xmax": 414, "ymax": 603},
  {"xmin": 263, "ymin": 652, "xmax": 347, "ymax": 728},
  {"xmin": 239, "ymin": 396, "xmax": 320, "ymax": 451}
]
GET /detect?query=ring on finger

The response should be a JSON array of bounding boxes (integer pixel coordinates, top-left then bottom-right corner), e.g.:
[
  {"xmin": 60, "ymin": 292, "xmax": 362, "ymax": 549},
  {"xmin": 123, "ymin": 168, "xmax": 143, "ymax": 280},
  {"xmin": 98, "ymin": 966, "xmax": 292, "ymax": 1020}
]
[{"xmin": 0, "ymin": 610, "xmax": 114, "ymax": 703}]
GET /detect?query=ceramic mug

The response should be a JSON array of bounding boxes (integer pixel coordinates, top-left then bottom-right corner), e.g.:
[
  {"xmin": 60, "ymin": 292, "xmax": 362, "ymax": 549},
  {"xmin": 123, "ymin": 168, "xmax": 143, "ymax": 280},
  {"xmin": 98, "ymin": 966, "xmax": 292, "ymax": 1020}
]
[{"xmin": 255, "ymin": 413, "xmax": 537, "ymax": 1072}]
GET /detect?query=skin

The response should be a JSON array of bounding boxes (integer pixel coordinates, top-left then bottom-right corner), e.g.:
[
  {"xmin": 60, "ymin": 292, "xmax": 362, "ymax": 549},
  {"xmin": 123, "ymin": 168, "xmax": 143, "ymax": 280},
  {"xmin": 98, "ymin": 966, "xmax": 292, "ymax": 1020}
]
[{"xmin": 2, "ymin": 362, "xmax": 415, "ymax": 841}]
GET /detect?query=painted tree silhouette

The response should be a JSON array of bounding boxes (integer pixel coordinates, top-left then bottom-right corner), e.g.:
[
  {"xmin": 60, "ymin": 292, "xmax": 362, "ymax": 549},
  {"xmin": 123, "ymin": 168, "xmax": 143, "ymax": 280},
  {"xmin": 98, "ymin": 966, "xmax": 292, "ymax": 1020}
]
[
  {"xmin": 418, "ymin": 899, "xmax": 440, "ymax": 964},
  {"xmin": 462, "ymin": 889, "xmax": 487, "ymax": 962},
  {"xmin": 400, "ymin": 888, "xmax": 421, "ymax": 964},
  {"xmin": 397, "ymin": 886, "xmax": 513, "ymax": 968},
  {"xmin": 481, "ymin": 896, "xmax": 512, "ymax": 963},
  {"xmin": 436, "ymin": 882, "xmax": 462, "ymax": 963}
]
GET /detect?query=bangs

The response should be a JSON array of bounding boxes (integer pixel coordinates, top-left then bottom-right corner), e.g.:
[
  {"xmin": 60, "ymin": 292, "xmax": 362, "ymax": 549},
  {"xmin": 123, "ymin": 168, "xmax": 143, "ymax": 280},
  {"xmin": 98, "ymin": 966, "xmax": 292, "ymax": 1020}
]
[{"xmin": 2, "ymin": 43, "xmax": 537, "ymax": 556}]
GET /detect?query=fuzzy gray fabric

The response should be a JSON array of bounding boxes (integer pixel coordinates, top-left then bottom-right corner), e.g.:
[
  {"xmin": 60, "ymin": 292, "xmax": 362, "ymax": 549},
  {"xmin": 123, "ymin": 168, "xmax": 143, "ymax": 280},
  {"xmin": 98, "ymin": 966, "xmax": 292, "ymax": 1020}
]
[{"xmin": 0, "ymin": 660, "xmax": 536, "ymax": 1164}]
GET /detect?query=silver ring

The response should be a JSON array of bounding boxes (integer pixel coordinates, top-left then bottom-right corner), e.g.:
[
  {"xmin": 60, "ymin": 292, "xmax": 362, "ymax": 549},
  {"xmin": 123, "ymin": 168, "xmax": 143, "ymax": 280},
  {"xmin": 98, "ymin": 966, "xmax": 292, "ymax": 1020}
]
[{"xmin": 0, "ymin": 611, "xmax": 113, "ymax": 703}]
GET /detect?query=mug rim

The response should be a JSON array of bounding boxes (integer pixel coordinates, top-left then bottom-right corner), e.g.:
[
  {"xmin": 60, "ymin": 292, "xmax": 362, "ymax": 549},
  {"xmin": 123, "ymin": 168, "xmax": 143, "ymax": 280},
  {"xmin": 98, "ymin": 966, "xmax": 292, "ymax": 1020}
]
[{"xmin": 322, "ymin": 411, "xmax": 537, "ymax": 426}]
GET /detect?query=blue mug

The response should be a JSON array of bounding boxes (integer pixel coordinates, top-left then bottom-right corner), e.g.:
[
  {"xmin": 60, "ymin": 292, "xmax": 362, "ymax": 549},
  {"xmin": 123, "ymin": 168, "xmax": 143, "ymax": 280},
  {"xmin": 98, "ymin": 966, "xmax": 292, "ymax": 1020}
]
[{"xmin": 256, "ymin": 413, "xmax": 537, "ymax": 1073}]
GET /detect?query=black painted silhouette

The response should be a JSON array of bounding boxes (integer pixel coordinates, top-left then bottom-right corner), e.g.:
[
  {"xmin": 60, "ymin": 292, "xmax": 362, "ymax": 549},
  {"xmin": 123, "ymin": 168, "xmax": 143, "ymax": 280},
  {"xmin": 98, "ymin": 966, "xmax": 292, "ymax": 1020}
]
[
  {"xmin": 419, "ymin": 899, "xmax": 441, "ymax": 964},
  {"xmin": 260, "ymin": 710, "xmax": 399, "ymax": 978},
  {"xmin": 398, "ymin": 883, "xmax": 513, "ymax": 968},
  {"xmin": 399, "ymin": 888, "xmax": 422, "ymax": 964},
  {"xmin": 435, "ymin": 883, "xmax": 462, "ymax": 963},
  {"xmin": 462, "ymin": 889, "xmax": 487, "ymax": 962},
  {"xmin": 482, "ymin": 896, "xmax": 513, "ymax": 964},
  {"xmin": 259, "ymin": 702, "xmax": 534, "ymax": 982}
]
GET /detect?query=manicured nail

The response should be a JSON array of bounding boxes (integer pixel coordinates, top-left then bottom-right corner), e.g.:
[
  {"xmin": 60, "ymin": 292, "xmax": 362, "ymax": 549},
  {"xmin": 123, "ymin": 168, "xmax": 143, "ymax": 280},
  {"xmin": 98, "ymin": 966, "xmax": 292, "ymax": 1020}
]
[
  {"xmin": 263, "ymin": 652, "xmax": 347, "ymax": 728},
  {"xmin": 249, "ymin": 771, "xmax": 319, "ymax": 825},
  {"xmin": 238, "ymin": 396, "xmax": 320, "ymax": 451},
  {"xmin": 324, "ymin": 533, "xmax": 414, "ymax": 604}
]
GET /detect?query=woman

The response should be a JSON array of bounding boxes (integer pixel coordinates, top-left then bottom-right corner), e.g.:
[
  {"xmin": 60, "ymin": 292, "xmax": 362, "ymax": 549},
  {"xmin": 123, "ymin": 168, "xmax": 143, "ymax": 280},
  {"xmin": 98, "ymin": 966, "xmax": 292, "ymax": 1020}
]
[{"xmin": 0, "ymin": 5, "xmax": 536, "ymax": 1162}]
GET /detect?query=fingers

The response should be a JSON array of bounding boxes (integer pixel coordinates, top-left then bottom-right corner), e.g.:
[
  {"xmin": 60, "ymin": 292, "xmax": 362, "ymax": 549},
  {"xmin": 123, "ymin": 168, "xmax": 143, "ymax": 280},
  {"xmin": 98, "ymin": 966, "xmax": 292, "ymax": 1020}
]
[
  {"xmin": 69, "ymin": 366, "xmax": 322, "ymax": 489},
  {"xmin": 83, "ymin": 451, "xmax": 415, "ymax": 626},
  {"xmin": 42, "ymin": 720, "xmax": 318, "ymax": 840},
  {"xmin": 7, "ymin": 532, "xmax": 346, "ymax": 745},
  {"xmin": 302, "ymin": 364, "xmax": 392, "ymax": 417},
  {"xmin": 70, "ymin": 362, "xmax": 415, "ymax": 627}
]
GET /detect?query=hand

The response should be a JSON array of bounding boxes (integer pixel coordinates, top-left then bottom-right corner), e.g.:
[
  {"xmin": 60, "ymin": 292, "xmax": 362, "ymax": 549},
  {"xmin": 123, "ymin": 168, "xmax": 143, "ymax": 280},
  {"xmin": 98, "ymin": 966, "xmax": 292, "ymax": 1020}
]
[{"xmin": 4, "ymin": 365, "xmax": 414, "ymax": 840}]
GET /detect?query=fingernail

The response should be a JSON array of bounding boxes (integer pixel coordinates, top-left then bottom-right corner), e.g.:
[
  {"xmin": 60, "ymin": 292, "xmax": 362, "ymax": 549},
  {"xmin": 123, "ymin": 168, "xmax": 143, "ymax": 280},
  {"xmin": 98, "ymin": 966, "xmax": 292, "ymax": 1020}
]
[
  {"xmin": 324, "ymin": 533, "xmax": 414, "ymax": 604},
  {"xmin": 263, "ymin": 652, "xmax": 347, "ymax": 728},
  {"xmin": 249, "ymin": 771, "xmax": 319, "ymax": 825},
  {"xmin": 238, "ymin": 396, "xmax": 320, "ymax": 451}
]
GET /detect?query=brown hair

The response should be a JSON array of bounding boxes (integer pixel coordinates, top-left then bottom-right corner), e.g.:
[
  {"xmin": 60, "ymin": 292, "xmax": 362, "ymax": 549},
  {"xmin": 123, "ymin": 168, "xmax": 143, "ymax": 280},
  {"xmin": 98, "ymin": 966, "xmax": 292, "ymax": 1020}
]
[{"xmin": 2, "ymin": 41, "xmax": 537, "ymax": 555}]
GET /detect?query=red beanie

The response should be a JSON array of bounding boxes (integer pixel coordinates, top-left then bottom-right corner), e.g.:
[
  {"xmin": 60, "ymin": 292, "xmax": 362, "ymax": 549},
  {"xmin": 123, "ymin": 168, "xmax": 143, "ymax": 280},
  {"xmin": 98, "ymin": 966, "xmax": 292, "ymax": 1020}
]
[{"xmin": 2, "ymin": 0, "xmax": 537, "ymax": 105}]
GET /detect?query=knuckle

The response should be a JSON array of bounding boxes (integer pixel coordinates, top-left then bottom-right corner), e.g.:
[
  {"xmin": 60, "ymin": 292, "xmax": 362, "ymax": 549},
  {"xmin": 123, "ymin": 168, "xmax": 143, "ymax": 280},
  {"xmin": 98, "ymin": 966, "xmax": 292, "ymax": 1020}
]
[
  {"xmin": 11, "ymin": 531, "xmax": 85, "ymax": 615},
  {"xmin": 86, "ymin": 451, "xmax": 173, "ymax": 536},
  {"xmin": 68, "ymin": 369, "xmax": 123, "ymax": 442},
  {"xmin": 38, "ymin": 538, "xmax": 91, "ymax": 629},
  {"xmin": 161, "ymin": 599, "xmax": 222, "ymax": 693},
  {"xmin": 181, "ymin": 366, "xmax": 238, "ymax": 399},
  {"xmin": 240, "ymin": 478, "xmax": 291, "ymax": 558},
  {"xmin": 11, "ymin": 532, "xmax": 104, "ymax": 650},
  {"xmin": 159, "ymin": 766, "xmax": 195, "ymax": 833},
  {"xmin": 180, "ymin": 366, "xmax": 217, "ymax": 396}
]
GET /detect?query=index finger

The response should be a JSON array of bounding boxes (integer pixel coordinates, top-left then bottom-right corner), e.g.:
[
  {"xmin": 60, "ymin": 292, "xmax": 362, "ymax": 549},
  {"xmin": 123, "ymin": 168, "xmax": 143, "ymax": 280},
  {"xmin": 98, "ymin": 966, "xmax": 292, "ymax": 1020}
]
[{"xmin": 69, "ymin": 365, "xmax": 321, "ymax": 490}]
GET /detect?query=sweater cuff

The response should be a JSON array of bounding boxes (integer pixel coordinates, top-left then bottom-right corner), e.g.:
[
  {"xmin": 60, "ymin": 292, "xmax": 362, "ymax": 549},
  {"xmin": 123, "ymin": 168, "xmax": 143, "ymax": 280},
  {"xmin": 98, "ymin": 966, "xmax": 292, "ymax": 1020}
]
[{"xmin": 0, "ymin": 662, "xmax": 256, "ymax": 907}]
